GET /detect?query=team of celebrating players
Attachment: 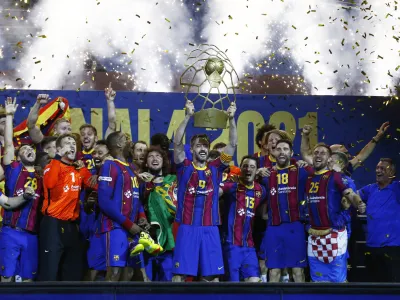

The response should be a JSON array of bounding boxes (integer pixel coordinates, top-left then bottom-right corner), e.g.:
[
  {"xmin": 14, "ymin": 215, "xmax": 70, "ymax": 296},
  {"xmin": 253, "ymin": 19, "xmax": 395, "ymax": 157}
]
[{"xmin": 0, "ymin": 84, "xmax": 398, "ymax": 283}]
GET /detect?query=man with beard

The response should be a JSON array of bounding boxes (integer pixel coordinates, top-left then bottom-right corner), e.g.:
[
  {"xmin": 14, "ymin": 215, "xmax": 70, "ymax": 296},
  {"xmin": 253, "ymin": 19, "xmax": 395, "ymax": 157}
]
[
  {"xmin": 39, "ymin": 133, "xmax": 88, "ymax": 281},
  {"xmin": 358, "ymin": 158, "xmax": 400, "ymax": 282},
  {"xmin": 172, "ymin": 100, "xmax": 237, "ymax": 282},
  {"xmin": 97, "ymin": 131, "xmax": 150, "ymax": 281},
  {"xmin": 306, "ymin": 143, "xmax": 366, "ymax": 283},
  {"xmin": 219, "ymin": 155, "xmax": 267, "ymax": 282},
  {"xmin": 139, "ymin": 146, "xmax": 177, "ymax": 281},
  {"xmin": 40, "ymin": 136, "xmax": 57, "ymax": 158},
  {"xmin": 262, "ymin": 139, "xmax": 310, "ymax": 283},
  {"xmin": 131, "ymin": 141, "xmax": 148, "ymax": 168},
  {"xmin": 301, "ymin": 122, "xmax": 389, "ymax": 176},
  {"xmin": 0, "ymin": 98, "xmax": 42, "ymax": 282},
  {"xmin": 77, "ymin": 124, "xmax": 98, "ymax": 172}
]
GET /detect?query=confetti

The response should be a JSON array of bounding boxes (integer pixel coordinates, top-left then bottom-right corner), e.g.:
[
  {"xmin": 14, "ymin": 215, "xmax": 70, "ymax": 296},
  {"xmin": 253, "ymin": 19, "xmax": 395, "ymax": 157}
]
[
  {"xmin": 165, "ymin": 18, "xmax": 170, "ymax": 23},
  {"xmin": 38, "ymin": 35, "xmax": 47, "ymax": 38}
]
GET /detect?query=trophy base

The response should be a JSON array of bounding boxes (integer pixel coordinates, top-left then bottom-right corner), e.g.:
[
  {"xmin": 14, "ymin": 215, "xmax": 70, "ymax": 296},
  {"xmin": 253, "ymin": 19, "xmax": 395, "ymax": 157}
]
[{"xmin": 193, "ymin": 108, "xmax": 228, "ymax": 129}]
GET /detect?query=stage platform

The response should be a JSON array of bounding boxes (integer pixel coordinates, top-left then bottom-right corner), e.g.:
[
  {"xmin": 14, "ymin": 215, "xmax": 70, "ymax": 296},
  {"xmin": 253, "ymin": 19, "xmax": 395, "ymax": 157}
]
[{"xmin": 1, "ymin": 282, "xmax": 400, "ymax": 300}]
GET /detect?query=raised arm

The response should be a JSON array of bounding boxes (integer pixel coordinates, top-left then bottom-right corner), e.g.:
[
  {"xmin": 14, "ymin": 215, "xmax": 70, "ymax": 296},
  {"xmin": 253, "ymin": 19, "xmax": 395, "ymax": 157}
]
[
  {"xmin": 300, "ymin": 125, "xmax": 313, "ymax": 165},
  {"xmin": 0, "ymin": 186, "xmax": 37, "ymax": 210},
  {"xmin": 104, "ymin": 82, "xmax": 117, "ymax": 139},
  {"xmin": 27, "ymin": 94, "xmax": 50, "ymax": 144},
  {"xmin": 3, "ymin": 97, "xmax": 18, "ymax": 166},
  {"xmin": 350, "ymin": 121, "xmax": 389, "ymax": 170},
  {"xmin": 174, "ymin": 100, "xmax": 193, "ymax": 165},
  {"xmin": 223, "ymin": 102, "xmax": 238, "ymax": 158}
]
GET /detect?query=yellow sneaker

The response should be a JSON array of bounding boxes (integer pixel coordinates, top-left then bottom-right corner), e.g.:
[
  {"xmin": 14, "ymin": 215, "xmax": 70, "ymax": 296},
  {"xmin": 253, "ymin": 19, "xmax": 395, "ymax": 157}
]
[
  {"xmin": 130, "ymin": 243, "xmax": 144, "ymax": 257},
  {"xmin": 139, "ymin": 232, "xmax": 163, "ymax": 255}
]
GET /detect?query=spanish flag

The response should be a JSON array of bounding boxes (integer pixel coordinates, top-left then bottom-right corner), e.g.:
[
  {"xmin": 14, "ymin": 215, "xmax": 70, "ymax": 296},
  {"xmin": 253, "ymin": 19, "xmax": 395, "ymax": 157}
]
[{"xmin": 13, "ymin": 97, "xmax": 71, "ymax": 146}]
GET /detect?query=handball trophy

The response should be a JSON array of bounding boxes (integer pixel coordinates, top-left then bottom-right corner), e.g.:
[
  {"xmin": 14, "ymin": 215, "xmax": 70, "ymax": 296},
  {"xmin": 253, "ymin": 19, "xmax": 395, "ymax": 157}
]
[{"xmin": 180, "ymin": 44, "xmax": 240, "ymax": 129}]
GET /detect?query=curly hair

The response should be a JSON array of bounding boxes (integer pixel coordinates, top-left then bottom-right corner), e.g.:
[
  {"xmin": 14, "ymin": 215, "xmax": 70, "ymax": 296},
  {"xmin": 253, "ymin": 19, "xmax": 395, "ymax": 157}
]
[
  {"xmin": 255, "ymin": 123, "xmax": 277, "ymax": 149},
  {"xmin": 142, "ymin": 146, "xmax": 171, "ymax": 176}
]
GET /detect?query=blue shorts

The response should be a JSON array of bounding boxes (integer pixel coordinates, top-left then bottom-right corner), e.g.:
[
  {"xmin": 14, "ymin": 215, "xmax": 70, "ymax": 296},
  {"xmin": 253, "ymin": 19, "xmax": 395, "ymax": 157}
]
[
  {"xmin": 101, "ymin": 228, "xmax": 129, "ymax": 268},
  {"xmin": 173, "ymin": 224, "xmax": 224, "ymax": 277},
  {"xmin": 0, "ymin": 226, "xmax": 38, "ymax": 279},
  {"xmin": 145, "ymin": 251, "xmax": 173, "ymax": 281},
  {"xmin": 308, "ymin": 254, "xmax": 347, "ymax": 282},
  {"xmin": 263, "ymin": 221, "xmax": 307, "ymax": 269},
  {"xmin": 88, "ymin": 233, "xmax": 106, "ymax": 271},
  {"xmin": 223, "ymin": 244, "xmax": 260, "ymax": 281}
]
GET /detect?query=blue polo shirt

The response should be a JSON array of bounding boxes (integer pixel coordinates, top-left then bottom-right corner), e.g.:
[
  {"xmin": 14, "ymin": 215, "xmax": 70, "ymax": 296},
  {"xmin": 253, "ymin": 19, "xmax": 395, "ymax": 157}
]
[{"xmin": 358, "ymin": 181, "xmax": 400, "ymax": 247}]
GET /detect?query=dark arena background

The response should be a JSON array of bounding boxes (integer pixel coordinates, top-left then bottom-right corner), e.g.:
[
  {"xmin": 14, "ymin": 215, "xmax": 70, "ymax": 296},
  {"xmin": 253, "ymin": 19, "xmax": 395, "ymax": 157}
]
[{"xmin": 1, "ymin": 0, "xmax": 400, "ymax": 299}]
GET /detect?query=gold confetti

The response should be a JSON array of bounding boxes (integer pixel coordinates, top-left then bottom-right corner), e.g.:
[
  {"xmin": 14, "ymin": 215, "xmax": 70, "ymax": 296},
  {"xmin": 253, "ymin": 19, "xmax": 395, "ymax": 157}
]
[
  {"xmin": 228, "ymin": 15, "xmax": 233, "ymax": 20},
  {"xmin": 165, "ymin": 18, "xmax": 170, "ymax": 23},
  {"xmin": 292, "ymin": 25, "xmax": 297, "ymax": 30},
  {"xmin": 16, "ymin": 78, "xmax": 22, "ymax": 81},
  {"xmin": 34, "ymin": 60, "xmax": 41, "ymax": 64},
  {"xmin": 38, "ymin": 35, "xmax": 47, "ymax": 38},
  {"xmin": 315, "ymin": 272, "xmax": 323, "ymax": 277}
]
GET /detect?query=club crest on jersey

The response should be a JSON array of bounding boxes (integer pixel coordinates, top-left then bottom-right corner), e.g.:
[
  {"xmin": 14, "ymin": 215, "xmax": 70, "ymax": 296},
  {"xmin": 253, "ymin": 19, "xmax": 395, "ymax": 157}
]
[
  {"xmin": 113, "ymin": 255, "xmax": 119, "ymax": 261},
  {"xmin": 255, "ymin": 191, "xmax": 261, "ymax": 198},
  {"xmin": 63, "ymin": 186, "xmax": 70, "ymax": 192},
  {"xmin": 16, "ymin": 188, "xmax": 24, "ymax": 196},
  {"xmin": 175, "ymin": 262, "xmax": 179, "ymax": 268},
  {"xmin": 322, "ymin": 175, "xmax": 329, "ymax": 180},
  {"xmin": 270, "ymin": 187, "xmax": 277, "ymax": 196},
  {"xmin": 290, "ymin": 167, "xmax": 297, "ymax": 172},
  {"xmin": 237, "ymin": 208, "xmax": 245, "ymax": 216},
  {"xmin": 124, "ymin": 190, "xmax": 132, "ymax": 198},
  {"xmin": 205, "ymin": 170, "xmax": 211, "ymax": 176}
]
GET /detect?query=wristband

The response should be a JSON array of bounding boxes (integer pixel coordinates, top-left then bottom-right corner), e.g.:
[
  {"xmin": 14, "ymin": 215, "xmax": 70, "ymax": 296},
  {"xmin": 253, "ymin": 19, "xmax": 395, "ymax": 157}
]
[
  {"xmin": 371, "ymin": 136, "xmax": 379, "ymax": 143},
  {"xmin": 122, "ymin": 218, "xmax": 134, "ymax": 231},
  {"xmin": 220, "ymin": 152, "xmax": 233, "ymax": 164}
]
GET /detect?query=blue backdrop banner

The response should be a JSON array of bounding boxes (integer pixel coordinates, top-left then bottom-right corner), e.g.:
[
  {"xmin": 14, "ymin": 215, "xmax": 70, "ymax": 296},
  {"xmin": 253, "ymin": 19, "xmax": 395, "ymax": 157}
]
[{"xmin": 1, "ymin": 90, "xmax": 398, "ymax": 188}]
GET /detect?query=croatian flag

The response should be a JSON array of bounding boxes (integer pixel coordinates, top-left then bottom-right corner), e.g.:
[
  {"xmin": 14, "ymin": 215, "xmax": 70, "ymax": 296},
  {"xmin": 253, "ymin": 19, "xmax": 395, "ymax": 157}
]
[{"xmin": 307, "ymin": 229, "xmax": 348, "ymax": 282}]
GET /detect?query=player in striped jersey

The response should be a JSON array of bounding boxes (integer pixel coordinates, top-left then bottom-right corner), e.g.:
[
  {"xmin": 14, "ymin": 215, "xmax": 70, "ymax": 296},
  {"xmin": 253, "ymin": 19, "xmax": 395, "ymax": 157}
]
[
  {"xmin": 219, "ymin": 155, "xmax": 267, "ymax": 282},
  {"xmin": 306, "ymin": 143, "xmax": 365, "ymax": 282},
  {"xmin": 0, "ymin": 98, "xmax": 42, "ymax": 282},
  {"xmin": 97, "ymin": 131, "xmax": 150, "ymax": 281},
  {"xmin": 262, "ymin": 139, "xmax": 310, "ymax": 282},
  {"xmin": 172, "ymin": 100, "xmax": 237, "ymax": 282}
]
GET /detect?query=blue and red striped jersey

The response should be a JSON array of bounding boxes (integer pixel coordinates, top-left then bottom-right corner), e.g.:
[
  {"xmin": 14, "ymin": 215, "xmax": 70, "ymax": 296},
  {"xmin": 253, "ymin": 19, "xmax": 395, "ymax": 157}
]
[
  {"xmin": 97, "ymin": 159, "xmax": 145, "ymax": 233},
  {"xmin": 77, "ymin": 149, "xmax": 97, "ymax": 175},
  {"xmin": 175, "ymin": 158, "xmax": 227, "ymax": 226},
  {"xmin": 221, "ymin": 181, "xmax": 266, "ymax": 247},
  {"xmin": 266, "ymin": 165, "xmax": 310, "ymax": 226},
  {"xmin": 306, "ymin": 170, "xmax": 350, "ymax": 230},
  {"xmin": 4, "ymin": 161, "xmax": 42, "ymax": 232}
]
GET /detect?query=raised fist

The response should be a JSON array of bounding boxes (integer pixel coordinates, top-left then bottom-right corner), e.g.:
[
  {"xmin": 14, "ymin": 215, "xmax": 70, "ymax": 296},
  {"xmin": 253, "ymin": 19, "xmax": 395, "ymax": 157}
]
[
  {"xmin": 37, "ymin": 94, "xmax": 50, "ymax": 106},
  {"xmin": 227, "ymin": 102, "xmax": 236, "ymax": 119},
  {"xmin": 185, "ymin": 100, "xmax": 195, "ymax": 116},
  {"xmin": 302, "ymin": 125, "xmax": 312, "ymax": 136}
]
